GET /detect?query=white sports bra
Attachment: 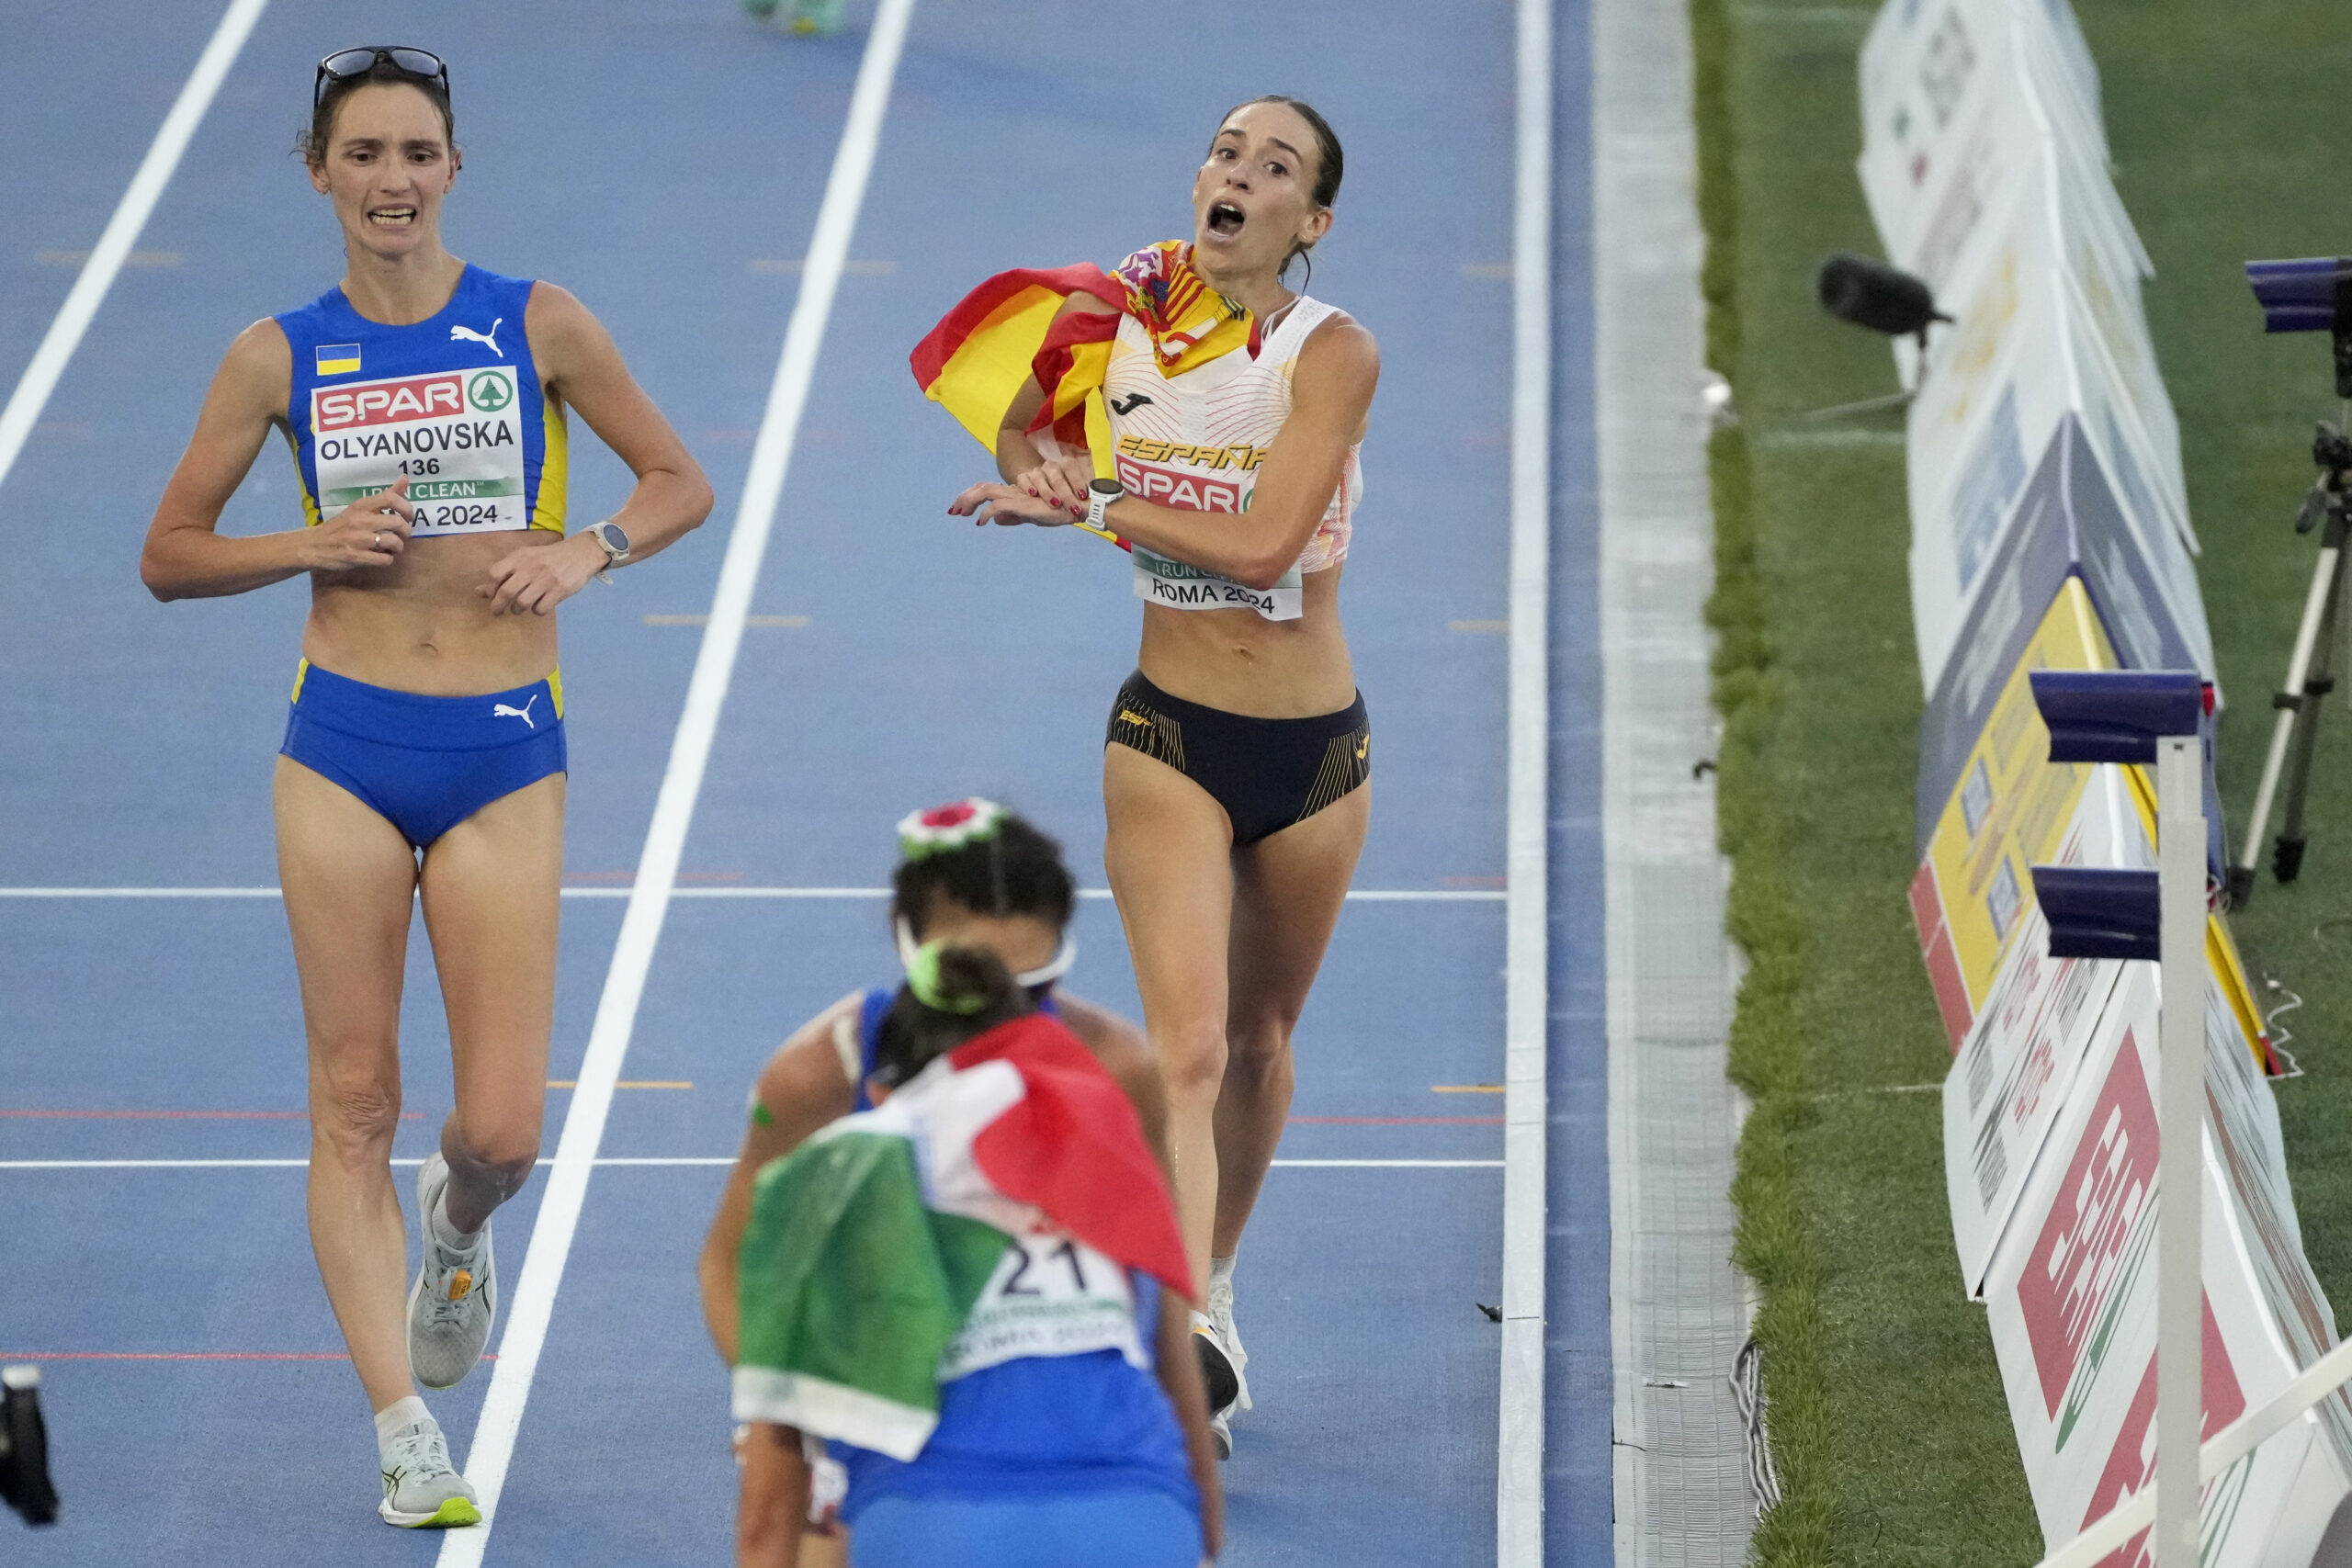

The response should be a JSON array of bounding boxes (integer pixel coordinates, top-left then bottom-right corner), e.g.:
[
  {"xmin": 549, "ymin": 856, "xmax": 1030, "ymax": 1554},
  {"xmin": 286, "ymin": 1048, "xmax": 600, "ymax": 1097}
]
[{"xmin": 1102, "ymin": 295, "xmax": 1363, "ymax": 622}]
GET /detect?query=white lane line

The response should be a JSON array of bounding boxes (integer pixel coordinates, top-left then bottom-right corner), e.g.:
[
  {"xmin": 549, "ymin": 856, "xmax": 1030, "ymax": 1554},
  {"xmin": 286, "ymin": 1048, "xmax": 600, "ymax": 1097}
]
[
  {"xmin": 0, "ymin": 0, "xmax": 270, "ymax": 496},
  {"xmin": 1499, "ymin": 0, "xmax": 1555, "ymax": 1556},
  {"xmin": 587, "ymin": 1156, "xmax": 733, "ymax": 1167},
  {"xmin": 0, "ymin": 1159, "xmax": 315, "ymax": 1169},
  {"xmin": 0, "ymin": 887, "xmax": 287, "ymax": 897},
  {"xmin": 437, "ymin": 2, "xmax": 918, "ymax": 1556},
  {"xmin": 0, "ymin": 1156, "xmax": 1501, "ymax": 1172},
  {"xmin": 1273, "ymin": 1159, "xmax": 1505, "ymax": 1168},
  {"xmin": 0, "ymin": 885, "xmax": 1505, "ymax": 902}
]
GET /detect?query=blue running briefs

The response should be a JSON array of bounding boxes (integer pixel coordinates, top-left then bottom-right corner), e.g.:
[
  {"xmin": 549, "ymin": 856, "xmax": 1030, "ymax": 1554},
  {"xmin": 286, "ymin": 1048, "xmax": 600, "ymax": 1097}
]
[
  {"xmin": 280, "ymin": 661, "xmax": 566, "ymax": 849},
  {"xmin": 848, "ymin": 1488, "xmax": 1203, "ymax": 1568}
]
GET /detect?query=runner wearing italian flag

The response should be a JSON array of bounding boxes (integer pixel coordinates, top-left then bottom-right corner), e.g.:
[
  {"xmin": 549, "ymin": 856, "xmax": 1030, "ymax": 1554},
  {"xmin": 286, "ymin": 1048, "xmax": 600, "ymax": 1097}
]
[
  {"xmin": 700, "ymin": 799, "xmax": 1170, "ymax": 1566},
  {"xmin": 731, "ymin": 946, "xmax": 1221, "ymax": 1568}
]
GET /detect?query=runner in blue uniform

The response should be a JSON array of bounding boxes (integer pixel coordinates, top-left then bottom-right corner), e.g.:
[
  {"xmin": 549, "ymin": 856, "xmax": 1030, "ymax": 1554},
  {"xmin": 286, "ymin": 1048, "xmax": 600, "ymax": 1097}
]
[
  {"xmin": 729, "ymin": 943, "xmax": 1221, "ymax": 1568},
  {"xmin": 700, "ymin": 801, "xmax": 1168, "ymax": 1565},
  {"xmin": 138, "ymin": 47, "xmax": 711, "ymax": 1527}
]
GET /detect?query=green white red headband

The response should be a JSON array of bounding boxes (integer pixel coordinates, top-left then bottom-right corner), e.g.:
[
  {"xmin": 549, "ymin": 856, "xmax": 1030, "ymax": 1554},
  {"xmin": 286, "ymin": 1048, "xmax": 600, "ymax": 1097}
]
[
  {"xmin": 892, "ymin": 796, "xmax": 1075, "ymax": 989},
  {"xmin": 897, "ymin": 797, "xmax": 1008, "ymax": 861}
]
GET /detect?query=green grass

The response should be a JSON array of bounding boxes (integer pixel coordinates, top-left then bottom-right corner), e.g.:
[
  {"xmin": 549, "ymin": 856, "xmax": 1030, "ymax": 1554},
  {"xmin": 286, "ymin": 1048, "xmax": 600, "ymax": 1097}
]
[{"xmin": 1695, "ymin": 0, "xmax": 2352, "ymax": 1561}]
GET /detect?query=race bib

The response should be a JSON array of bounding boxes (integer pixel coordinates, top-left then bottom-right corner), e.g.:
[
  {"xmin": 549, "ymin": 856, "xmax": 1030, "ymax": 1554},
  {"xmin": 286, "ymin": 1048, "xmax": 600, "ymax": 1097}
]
[
  {"xmin": 936, "ymin": 1233, "xmax": 1143, "ymax": 1383},
  {"xmin": 311, "ymin": 366, "xmax": 528, "ymax": 536},
  {"xmin": 1132, "ymin": 547, "xmax": 1303, "ymax": 622}
]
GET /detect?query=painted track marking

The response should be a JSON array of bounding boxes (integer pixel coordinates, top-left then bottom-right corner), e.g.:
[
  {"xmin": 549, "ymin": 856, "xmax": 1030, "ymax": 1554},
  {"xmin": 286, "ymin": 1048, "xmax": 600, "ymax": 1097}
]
[
  {"xmin": 0, "ymin": 0, "xmax": 270, "ymax": 497},
  {"xmin": 1499, "ymin": 0, "xmax": 1555, "ymax": 1556},
  {"xmin": 434, "ymin": 1, "xmax": 919, "ymax": 1557}
]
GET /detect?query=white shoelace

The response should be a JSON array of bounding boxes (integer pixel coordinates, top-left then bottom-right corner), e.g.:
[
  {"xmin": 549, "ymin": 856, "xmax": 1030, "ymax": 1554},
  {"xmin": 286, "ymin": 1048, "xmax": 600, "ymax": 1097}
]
[{"xmin": 382, "ymin": 1423, "xmax": 456, "ymax": 1486}]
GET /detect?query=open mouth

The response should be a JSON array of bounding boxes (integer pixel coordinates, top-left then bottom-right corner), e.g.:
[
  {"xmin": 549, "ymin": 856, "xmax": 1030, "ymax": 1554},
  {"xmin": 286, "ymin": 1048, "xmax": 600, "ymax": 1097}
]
[
  {"xmin": 368, "ymin": 206, "xmax": 417, "ymax": 228},
  {"xmin": 1206, "ymin": 201, "xmax": 1245, "ymax": 237}
]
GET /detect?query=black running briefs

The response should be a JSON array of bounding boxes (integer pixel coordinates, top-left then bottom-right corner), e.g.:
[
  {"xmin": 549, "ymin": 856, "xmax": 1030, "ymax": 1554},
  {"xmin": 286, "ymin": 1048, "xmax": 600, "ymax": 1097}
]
[{"xmin": 1105, "ymin": 671, "xmax": 1370, "ymax": 847}]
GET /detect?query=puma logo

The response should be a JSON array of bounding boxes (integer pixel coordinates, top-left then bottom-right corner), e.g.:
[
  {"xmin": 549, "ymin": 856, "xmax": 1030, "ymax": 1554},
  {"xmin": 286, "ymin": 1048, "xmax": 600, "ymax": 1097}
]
[
  {"xmin": 1109, "ymin": 392, "xmax": 1154, "ymax": 416},
  {"xmin": 1355, "ymin": 736, "xmax": 1369, "ymax": 761},
  {"xmin": 450, "ymin": 318, "xmax": 503, "ymax": 358},
  {"xmin": 492, "ymin": 694, "xmax": 538, "ymax": 728}
]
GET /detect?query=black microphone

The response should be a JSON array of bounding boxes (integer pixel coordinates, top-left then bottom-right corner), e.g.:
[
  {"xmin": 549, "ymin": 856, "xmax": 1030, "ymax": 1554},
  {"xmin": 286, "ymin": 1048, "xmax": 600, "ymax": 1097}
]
[{"xmin": 1816, "ymin": 253, "xmax": 1951, "ymax": 339}]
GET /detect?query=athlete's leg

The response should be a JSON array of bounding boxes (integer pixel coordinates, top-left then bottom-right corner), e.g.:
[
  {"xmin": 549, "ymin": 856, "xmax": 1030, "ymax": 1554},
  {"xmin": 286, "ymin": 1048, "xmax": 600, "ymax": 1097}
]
[
  {"xmin": 277, "ymin": 756, "xmax": 422, "ymax": 1412},
  {"xmin": 1103, "ymin": 744, "xmax": 1235, "ymax": 1292},
  {"xmin": 417, "ymin": 772, "xmax": 564, "ymax": 1234},
  {"xmin": 1214, "ymin": 784, "xmax": 1370, "ymax": 1254}
]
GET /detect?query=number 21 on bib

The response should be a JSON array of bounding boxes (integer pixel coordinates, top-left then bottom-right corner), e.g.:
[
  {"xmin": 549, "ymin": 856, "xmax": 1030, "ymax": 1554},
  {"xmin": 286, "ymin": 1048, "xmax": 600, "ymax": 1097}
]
[{"xmin": 936, "ymin": 1232, "xmax": 1146, "ymax": 1382}]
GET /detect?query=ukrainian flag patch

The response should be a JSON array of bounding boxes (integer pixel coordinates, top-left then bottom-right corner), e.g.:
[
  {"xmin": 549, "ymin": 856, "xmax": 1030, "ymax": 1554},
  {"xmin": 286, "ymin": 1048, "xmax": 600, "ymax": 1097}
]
[{"xmin": 315, "ymin": 343, "xmax": 361, "ymax": 376}]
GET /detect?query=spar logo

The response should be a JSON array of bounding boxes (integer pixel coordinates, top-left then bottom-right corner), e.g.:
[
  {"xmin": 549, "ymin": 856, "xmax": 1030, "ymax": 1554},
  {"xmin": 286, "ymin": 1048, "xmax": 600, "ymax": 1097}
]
[
  {"xmin": 1115, "ymin": 457, "xmax": 1248, "ymax": 514},
  {"xmin": 2019, "ymin": 1030, "xmax": 2160, "ymax": 1431},
  {"xmin": 2075, "ymin": 1315, "xmax": 2245, "ymax": 1568},
  {"xmin": 314, "ymin": 372, "xmax": 465, "ymax": 432},
  {"xmin": 468, "ymin": 371, "xmax": 512, "ymax": 412}
]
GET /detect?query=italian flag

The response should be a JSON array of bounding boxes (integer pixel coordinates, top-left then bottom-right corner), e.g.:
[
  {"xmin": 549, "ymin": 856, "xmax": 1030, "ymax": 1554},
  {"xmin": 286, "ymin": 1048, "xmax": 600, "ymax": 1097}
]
[{"xmin": 731, "ymin": 1013, "xmax": 1192, "ymax": 1461}]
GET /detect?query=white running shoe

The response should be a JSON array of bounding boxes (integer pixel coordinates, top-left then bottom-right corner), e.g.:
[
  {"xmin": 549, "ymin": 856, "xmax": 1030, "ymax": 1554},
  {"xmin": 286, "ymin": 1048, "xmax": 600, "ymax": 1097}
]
[
  {"xmin": 379, "ymin": 1418, "xmax": 480, "ymax": 1529},
  {"xmin": 1205, "ymin": 1270, "xmax": 1252, "ymax": 1413},
  {"xmin": 407, "ymin": 1155, "xmax": 497, "ymax": 1391},
  {"xmin": 1191, "ymin": 1311, "xmax": 1245, "ymax": 1461}
]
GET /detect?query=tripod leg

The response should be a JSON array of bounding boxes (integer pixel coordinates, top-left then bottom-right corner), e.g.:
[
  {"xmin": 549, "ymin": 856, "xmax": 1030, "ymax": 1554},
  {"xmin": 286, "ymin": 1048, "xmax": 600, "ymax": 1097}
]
[
  {"xmin": 2233, "ymin": 534, "xmax": 2345, "ymax": 906},
  {"xmin": 2275, "ymin": 542, "xmax": 2347, "ymax": 882}
]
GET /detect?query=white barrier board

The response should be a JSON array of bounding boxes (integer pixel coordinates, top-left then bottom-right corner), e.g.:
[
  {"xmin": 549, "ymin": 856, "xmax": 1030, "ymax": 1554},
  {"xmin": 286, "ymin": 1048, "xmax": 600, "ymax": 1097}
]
[
  {"xmin": 1981, "ymin": 963, "xmax": 2350, "ymax": 1555},
  {"xmin": 1943, "ymin": 766, "xmax": 2143, "ymax": 1297}
]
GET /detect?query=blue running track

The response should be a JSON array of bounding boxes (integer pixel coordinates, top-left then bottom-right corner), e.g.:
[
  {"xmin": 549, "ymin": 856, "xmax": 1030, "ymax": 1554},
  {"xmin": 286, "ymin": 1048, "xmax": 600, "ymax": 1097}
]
[{"xmin": 0, "ymin": 2, "xmax": 1604, "ymax": 1562}]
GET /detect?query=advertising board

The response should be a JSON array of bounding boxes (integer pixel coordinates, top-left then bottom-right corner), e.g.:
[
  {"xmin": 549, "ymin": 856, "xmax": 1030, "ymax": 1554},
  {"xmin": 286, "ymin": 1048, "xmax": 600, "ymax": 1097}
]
[
  {"xmin": 1942, "ymin": 766, "xmax": 2141, "ymax": 1295},
  {"xmin": 1982, "ymin": 964, "xmax": 2350, "ymax": 1554}
]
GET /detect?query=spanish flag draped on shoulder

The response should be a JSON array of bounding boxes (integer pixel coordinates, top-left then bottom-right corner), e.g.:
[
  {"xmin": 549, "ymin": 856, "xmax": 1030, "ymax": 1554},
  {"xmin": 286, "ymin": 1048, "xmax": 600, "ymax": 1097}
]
[
  {"xmin": 909, "ymin": 242, "xmax": 1260, "ymax": 536},
  {"xmin": 730, "ymin": 1012, "xmax": 1193, "ymax": 1461}
]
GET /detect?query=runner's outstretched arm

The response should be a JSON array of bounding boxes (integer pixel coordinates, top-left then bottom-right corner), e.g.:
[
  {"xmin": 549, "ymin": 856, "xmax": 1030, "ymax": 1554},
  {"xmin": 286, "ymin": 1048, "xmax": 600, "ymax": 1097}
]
[
  {"xmin": 1155, "ymin": 1291, "xmax": 1225, "ymax": 1558},
  {"xmin": 736, "ymin": 1422, "xmax": 809, "ymax": 1568},
  {"xmin": 698, "ymin": 997, "xmax": 864, "ymax": 1362}
]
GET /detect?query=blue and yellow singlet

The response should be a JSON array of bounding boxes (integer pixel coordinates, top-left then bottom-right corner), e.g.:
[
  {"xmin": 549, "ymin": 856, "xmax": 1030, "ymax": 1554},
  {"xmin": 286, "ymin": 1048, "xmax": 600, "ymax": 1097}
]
[{"xmin": 275, "ymin": 265, "xmax": 567, "ymax": 537}]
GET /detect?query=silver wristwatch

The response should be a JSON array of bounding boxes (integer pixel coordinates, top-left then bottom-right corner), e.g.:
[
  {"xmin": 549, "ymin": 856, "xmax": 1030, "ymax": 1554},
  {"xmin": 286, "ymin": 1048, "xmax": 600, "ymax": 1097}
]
[{"xmin": 583, "ymin": 520, "xmax": 631, "ymax": 583}]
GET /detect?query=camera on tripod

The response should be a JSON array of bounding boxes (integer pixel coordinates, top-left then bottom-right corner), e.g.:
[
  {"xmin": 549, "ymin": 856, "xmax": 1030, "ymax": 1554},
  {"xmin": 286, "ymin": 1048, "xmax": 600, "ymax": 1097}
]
[
  {"xmin": 2227, "ymin": 258, "xmax": 2352, "ymax": 908},
  {"xmin": 0, "ymin": 1366, "xmax": 58, "ymax": 1527}
]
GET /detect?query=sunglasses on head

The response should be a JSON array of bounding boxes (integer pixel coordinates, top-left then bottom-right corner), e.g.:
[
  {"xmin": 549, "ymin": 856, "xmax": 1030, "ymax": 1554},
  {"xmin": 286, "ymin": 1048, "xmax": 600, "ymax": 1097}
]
[{"xmin": 313, "ymin": 46, "xmax": 448, "ymax": 111}]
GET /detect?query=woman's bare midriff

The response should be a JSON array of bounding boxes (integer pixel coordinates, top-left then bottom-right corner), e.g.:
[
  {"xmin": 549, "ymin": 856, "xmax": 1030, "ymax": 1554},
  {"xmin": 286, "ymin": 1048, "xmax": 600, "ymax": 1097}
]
[
  {"xmin": 1134, "ymin": 564, "xmax": 1355, "ymax": 717},
  {"xmin": 300, "ymin": 529, "xmax": 566, "ymax": 694}
]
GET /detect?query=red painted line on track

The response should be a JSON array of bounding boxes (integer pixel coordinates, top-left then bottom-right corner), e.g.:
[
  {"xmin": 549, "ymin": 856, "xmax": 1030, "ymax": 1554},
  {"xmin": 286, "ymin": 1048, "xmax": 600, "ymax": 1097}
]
[
  {"xmin": 0, "ymin": 1110, "xmax": 424, "ymax": 1121},
  {"xmin": 1285, "ymin": 1115, "xmax": 1505, "ymax": 1125}
]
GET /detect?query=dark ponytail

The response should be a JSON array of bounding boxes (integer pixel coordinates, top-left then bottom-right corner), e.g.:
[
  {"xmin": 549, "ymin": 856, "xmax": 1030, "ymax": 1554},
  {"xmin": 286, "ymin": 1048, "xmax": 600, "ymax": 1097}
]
[{"xmin": 871, "ymin": 945, "xmax": 1033, "ymax": 1091}]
